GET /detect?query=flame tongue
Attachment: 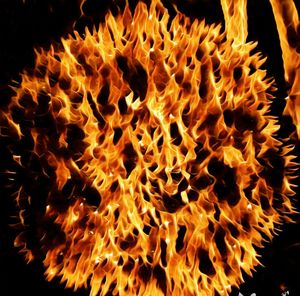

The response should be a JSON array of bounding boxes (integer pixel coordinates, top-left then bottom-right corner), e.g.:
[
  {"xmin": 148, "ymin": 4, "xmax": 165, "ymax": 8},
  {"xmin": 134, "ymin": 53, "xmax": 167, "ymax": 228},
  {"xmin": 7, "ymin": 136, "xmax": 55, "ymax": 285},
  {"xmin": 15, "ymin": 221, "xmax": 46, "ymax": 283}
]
[
  {"xmin": 221, "ymin": 0, "xmax": 248, "ymax": 47},
  {"xmin": 268, "ymin": 0, "xmax": 300, "ymax": 138},
  {"xmin": 3, "ymin": 0, "xmax": 297, "ymax": 295}
]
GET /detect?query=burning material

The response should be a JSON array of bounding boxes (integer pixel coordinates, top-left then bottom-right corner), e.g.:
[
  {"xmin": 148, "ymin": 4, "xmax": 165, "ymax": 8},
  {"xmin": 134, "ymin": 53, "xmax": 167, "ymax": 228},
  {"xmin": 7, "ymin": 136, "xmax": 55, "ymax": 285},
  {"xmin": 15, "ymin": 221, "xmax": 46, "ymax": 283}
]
[{"xmin": 1, "ymin": 0, "xmax": 298, "ymax": 295}]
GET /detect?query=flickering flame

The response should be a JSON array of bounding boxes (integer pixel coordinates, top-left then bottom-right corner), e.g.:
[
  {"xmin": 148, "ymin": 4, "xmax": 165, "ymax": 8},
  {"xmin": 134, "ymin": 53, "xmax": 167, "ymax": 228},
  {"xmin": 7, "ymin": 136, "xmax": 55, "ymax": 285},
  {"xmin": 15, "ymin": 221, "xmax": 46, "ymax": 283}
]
[
  {"xmin": 1, "ymin": 0, "xmax": 299, "ymax": 295},
  {"xmin": 268, "ymin": 0, "xmax": 300, "ymax": 138},
  {"xmin": 221, "ymin": 0, "xmax": 248, "ymax": 47}
]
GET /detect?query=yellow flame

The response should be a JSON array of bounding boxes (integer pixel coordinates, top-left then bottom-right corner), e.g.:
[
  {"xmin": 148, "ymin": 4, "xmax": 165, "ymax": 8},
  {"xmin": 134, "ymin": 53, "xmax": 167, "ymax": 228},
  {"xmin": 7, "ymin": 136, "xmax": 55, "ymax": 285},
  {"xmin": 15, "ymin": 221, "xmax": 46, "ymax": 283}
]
[
  {"xmin": 1, "ymin": 0, "xmax": 298, "ymax": 295},
  {"xmin": 269, "ymin": 0, "xmax": 300, "ymax": 138},
  {"xmin": 221, "ymin": 0, "xmax": 248, "ymax": 47}
]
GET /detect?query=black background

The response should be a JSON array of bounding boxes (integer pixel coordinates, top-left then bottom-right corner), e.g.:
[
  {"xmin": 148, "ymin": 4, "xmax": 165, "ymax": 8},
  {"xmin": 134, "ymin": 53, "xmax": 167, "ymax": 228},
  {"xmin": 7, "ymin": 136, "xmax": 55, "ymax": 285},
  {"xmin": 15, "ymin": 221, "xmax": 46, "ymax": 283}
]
[{"xmin": 0, "ymin": 0, "xmax": 300, "ymax": 295}]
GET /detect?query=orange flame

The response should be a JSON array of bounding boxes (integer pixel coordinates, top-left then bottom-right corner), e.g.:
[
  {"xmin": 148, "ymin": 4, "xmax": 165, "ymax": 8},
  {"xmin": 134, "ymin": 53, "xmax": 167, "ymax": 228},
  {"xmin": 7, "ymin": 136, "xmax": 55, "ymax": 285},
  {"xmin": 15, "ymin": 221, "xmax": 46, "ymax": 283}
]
[
  {"xmin": 221, "ymin": 0, "xmax": 248, "ymax": 47},
  {"xmin": 2, "ymin": 0, "xmax": 298, "ymax": 295},
  {"xmin": 269, "ymin": 0, "xmax": 300, "ymax": 138}
]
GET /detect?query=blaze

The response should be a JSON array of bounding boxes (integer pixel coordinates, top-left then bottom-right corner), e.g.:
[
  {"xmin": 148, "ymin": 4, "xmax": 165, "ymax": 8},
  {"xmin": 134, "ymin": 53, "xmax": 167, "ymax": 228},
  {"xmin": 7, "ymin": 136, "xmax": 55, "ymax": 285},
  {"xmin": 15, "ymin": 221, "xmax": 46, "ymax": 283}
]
[
  {"xmin": 268, "ymin": 0, "xmax": 300, "ymax": 138},
  {"xmin": 1, "ymin": 0, "xmax": 298, "ymax": 295}
]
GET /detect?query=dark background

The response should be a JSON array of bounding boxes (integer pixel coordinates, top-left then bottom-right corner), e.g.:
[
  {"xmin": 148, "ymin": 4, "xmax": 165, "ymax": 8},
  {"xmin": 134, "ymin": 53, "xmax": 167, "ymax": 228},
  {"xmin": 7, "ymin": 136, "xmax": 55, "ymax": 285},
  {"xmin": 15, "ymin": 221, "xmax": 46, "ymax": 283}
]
[{"xmin": 0, "ymin": 0, "xmax": 300, "ymax": 295}]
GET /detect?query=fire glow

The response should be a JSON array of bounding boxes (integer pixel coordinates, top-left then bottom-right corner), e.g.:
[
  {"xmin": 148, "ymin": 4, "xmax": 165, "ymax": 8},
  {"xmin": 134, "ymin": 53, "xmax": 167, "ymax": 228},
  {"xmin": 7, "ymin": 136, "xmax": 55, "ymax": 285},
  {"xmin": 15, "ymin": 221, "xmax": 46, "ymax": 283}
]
[{"xmin": 1, "ymin": 0, "xmax": 300, "ymax": 295}]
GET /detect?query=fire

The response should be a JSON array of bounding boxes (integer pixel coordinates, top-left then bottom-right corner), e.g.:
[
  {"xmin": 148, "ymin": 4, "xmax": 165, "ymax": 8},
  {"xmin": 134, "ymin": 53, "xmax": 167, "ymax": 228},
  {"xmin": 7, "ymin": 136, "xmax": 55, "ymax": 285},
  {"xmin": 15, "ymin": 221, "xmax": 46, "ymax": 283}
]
[
  {"xmin": 1, "ymin": 0, "xmax": 299, "ymax": 295},
  {"xmin": 268, "ymin": 0, "xmax": 300, "ymax": 138}
]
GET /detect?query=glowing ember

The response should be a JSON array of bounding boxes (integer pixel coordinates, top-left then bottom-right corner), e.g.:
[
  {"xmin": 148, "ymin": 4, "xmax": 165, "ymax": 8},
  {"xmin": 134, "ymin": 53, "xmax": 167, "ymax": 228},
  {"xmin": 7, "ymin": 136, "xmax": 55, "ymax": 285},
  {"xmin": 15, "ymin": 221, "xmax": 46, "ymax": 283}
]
[{"xmin": 1, "ymin": 0, "xmax": 298, "ymax": 295}]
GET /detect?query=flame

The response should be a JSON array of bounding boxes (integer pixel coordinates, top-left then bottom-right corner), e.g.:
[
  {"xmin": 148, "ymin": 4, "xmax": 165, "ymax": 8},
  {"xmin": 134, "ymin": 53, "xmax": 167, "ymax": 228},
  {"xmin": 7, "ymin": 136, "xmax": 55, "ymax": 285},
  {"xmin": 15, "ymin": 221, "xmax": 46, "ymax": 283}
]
[
  {"xmin": 268, "ymin": 0, "xmax": 300, "ymax": 138},
  {"xmin": 1, "ymin": 0, "xmax": 298, "ymax": 295},
  {"xmin": 221, "ymin": 0, "xmax": 248, "ymax": 47}
]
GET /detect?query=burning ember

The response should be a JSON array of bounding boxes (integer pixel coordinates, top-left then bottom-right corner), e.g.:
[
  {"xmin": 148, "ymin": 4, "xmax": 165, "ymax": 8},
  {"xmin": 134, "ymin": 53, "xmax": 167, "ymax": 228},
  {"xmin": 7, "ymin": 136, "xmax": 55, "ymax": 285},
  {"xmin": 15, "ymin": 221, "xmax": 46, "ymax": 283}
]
[{"xmin": 1, "ymin": 0, "xmax": 299, "ymax": 295}]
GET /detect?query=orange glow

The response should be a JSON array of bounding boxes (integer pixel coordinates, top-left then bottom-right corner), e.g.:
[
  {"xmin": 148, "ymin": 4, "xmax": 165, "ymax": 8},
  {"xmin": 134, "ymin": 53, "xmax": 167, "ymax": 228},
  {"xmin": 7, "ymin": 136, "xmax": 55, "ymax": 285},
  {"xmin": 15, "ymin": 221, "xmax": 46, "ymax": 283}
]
[
  {"xmin": 269, "ymin": 0, "xmax": 300, "ymax": 138},
  {"xmin": 2, "ymin": 0, "xmax": 299, "ymax": 295},
  {"xmin": 221, "ymin": 0, "xmax": 248, "ymax": 47}
]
